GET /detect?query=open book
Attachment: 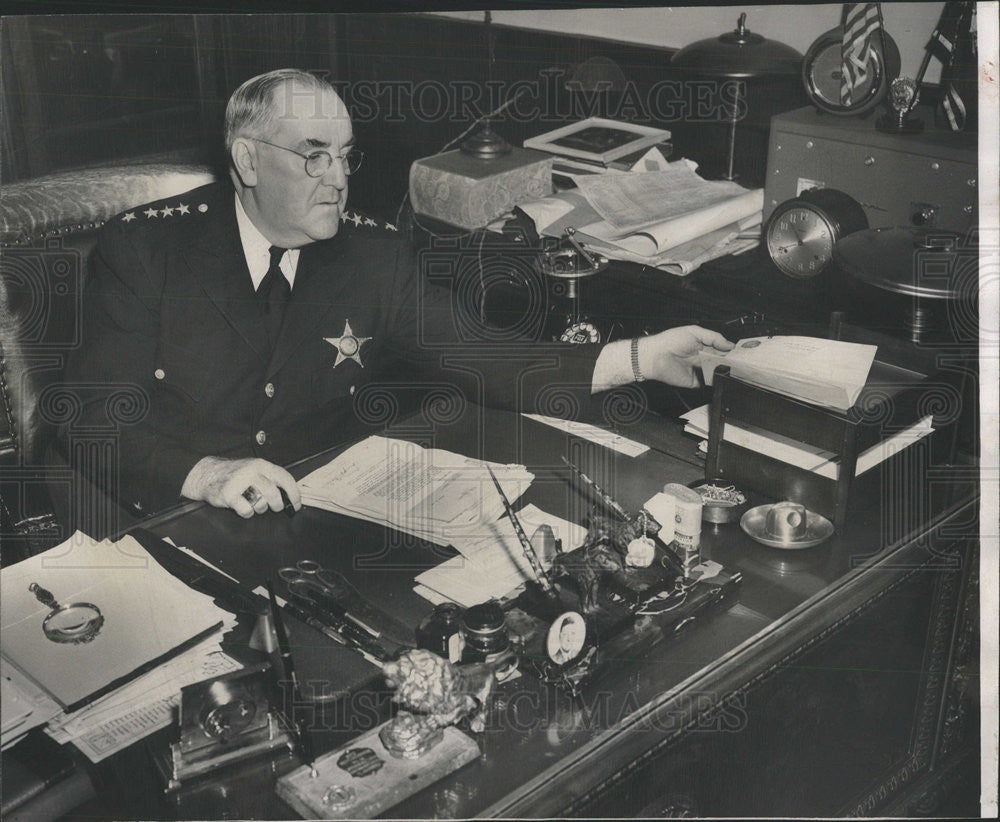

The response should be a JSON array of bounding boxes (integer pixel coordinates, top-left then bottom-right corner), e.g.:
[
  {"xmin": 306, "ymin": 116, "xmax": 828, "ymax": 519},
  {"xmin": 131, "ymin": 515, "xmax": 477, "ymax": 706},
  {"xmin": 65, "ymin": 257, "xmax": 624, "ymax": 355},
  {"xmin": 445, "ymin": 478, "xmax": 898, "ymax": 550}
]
[{"xmin": 700, "ymin": 336, "xmax": 878, "ymax": 411}]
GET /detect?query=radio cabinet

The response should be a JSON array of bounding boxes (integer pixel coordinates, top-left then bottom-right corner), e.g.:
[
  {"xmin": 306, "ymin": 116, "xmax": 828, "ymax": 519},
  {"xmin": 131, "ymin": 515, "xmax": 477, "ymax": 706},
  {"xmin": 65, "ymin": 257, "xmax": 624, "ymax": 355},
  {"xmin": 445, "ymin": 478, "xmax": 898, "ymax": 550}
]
[{"xmin": 763, "ymin": 106, "xmax": 977, "ymax": 234}]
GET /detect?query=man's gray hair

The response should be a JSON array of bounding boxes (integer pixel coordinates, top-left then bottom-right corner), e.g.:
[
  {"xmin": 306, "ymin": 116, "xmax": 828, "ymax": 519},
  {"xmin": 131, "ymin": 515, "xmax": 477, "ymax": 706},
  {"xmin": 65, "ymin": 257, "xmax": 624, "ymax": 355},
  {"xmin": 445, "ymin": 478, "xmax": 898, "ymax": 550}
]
[{"xmin": 225, "ymin": 69, "xmax": 334, "ymax": 154}]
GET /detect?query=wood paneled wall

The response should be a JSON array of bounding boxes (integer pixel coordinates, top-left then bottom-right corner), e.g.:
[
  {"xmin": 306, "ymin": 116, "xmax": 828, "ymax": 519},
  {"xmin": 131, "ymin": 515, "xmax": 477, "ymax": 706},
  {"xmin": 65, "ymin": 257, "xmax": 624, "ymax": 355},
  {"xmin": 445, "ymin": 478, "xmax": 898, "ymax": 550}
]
[{"xmin": 2, "ymin": 12, "xmax": 806, "ymax": 218}]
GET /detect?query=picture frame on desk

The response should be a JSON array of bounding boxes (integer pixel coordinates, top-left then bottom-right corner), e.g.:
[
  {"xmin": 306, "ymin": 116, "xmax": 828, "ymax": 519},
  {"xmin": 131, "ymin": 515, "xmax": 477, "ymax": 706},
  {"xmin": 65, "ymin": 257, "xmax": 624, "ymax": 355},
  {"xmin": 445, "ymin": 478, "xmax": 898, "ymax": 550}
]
[{"xmin": 524, "ymin": 117, "xmax": 670, "ymax": 165}]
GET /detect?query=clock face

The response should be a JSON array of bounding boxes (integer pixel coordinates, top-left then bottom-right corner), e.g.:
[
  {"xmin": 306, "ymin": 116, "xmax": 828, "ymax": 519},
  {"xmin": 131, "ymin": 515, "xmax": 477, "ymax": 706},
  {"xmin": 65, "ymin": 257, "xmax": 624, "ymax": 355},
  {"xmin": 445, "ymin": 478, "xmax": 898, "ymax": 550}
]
[{"xmin": 766, "ymin": 205, "xmax": 836, "ymax": 278}]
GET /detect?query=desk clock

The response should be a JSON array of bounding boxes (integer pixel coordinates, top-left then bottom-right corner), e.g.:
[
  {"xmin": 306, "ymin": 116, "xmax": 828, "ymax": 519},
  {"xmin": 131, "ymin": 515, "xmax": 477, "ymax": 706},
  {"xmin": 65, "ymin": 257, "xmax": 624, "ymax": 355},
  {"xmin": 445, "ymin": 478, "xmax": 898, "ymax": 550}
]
[
  {"xmin": 801, "ymin": 25, "xmax": 900, "ymax": 116},
  {"xmin": 764, "ymin": 188, "xmax": 867, "ymax": 278}
]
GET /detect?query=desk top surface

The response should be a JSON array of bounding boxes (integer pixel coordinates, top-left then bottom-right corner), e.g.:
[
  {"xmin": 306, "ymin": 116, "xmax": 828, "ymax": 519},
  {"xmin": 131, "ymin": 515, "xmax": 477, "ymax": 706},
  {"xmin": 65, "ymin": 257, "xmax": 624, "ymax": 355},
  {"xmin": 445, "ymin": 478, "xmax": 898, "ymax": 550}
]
[{"xmin": 117, "ymin": 399, "xmax": 974, "ymax": 820}]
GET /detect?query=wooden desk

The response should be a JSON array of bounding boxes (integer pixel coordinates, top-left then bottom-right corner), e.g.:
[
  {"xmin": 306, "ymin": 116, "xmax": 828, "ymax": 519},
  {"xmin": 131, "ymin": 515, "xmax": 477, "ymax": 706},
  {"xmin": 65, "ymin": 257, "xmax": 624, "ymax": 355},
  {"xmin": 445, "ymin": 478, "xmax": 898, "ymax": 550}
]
[{"xmin": 73, "ymin": 400, "xmax": 978, "ymax": 819}]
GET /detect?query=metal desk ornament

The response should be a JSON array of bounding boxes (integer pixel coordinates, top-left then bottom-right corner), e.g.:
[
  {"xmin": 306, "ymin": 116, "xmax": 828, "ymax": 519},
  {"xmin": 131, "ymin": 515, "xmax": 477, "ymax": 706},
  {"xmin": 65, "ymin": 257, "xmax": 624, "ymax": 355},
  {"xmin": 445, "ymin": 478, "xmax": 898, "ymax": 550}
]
[
  {"xmin": 541, "ymin": 228, "xmax": 609, "ymax": 345},
  {"xmin": 276, "ymin": 648, "xmax": 484, "ymax": 819},
  {"xmin": 29, "ymin": 582, "xmax": 104, "ymax": 644},
  {"xmin": 504, "ymin": 459, "xmax": 742, "ymax": 695},
  {"xmin": 740, "ymin": 501, "xmax": 834, "ymax": 550},
  {"xmin": 166, "ymin": 663, "xmax": 296, "ymax": 791}
]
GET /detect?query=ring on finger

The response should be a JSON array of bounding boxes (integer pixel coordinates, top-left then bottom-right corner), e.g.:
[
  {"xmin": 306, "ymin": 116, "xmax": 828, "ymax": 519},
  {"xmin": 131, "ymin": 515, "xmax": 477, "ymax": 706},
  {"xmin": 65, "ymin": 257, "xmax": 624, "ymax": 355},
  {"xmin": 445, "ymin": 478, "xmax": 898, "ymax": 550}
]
[{"xmin": 242, "ymin": 485, "xmax": 263, "ymax": 506}]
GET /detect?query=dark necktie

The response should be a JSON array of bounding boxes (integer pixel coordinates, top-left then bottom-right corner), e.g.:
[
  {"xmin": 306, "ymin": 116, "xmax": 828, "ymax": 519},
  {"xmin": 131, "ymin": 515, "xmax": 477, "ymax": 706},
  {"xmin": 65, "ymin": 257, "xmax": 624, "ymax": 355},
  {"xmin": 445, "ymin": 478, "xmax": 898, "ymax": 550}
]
[{"xmin": 257, "ymin": 245, "xmax": 290, "ymax": 343}]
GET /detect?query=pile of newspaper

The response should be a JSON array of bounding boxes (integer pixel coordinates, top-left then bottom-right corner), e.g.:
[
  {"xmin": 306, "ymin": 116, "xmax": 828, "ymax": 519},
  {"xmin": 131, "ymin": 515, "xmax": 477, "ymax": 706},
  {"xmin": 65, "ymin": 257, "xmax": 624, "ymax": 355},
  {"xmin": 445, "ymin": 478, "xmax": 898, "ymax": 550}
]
[
  {"xmin": 516, "ymin": 157, "xmax": 762, "ymax": 276},
  {"xmin": 1, "ymin": 532, "xmax": 239, "ymax": 762}
]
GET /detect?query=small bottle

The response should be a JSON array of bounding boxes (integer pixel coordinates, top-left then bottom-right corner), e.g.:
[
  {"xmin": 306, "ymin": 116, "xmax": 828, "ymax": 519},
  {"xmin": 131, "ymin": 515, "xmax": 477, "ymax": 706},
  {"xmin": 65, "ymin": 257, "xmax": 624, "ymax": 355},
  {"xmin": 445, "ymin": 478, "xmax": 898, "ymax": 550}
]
[
  {"xmin": 460, "ymin": 601, "xmax": 510, "ymax": 664},
  {"xmin": 663, "ymin": 482, "xmax": 703, "ymax": 578},
  {"xmin": 416, "ymin": 603, "xmax": 465, "ymax": 663}
]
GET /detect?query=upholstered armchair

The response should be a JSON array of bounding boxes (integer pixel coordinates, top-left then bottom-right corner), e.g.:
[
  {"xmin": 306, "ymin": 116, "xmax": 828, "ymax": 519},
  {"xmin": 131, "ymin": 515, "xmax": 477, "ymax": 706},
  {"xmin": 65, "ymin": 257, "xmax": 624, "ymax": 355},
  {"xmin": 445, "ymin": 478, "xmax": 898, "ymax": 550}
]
[{"xmin": 0, "ymin": 163, "xmax": 215, "ymax": 558}]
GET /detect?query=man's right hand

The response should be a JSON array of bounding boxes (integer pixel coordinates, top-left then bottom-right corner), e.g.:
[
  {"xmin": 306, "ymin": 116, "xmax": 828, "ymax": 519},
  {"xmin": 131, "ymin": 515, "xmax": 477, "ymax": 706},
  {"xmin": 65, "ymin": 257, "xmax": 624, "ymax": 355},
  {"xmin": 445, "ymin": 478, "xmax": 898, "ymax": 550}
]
[{"xmin": 181, "ymin": 456, "xmax": 303, "ymax": 518}]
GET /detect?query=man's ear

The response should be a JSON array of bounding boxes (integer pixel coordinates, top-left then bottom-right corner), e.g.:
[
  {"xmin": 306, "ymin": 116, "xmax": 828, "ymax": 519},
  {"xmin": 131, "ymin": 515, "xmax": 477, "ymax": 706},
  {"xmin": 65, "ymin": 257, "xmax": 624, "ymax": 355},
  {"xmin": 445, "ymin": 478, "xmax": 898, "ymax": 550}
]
[{"xmin": 230, "ymin": 138, "xmax": 259, "ymax": 187}]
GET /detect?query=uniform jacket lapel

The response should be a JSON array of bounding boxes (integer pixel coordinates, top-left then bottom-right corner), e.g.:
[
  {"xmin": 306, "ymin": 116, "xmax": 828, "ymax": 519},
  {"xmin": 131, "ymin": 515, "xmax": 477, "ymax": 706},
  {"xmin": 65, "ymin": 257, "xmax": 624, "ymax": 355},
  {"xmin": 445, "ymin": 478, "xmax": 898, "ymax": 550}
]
[
  {"xmin": 181, "ymin": 185, "xmax": 272, "ymax": 360},
  {"xmin": 265, "ymin": 235, "xmax": 355, "ymax": 379}
]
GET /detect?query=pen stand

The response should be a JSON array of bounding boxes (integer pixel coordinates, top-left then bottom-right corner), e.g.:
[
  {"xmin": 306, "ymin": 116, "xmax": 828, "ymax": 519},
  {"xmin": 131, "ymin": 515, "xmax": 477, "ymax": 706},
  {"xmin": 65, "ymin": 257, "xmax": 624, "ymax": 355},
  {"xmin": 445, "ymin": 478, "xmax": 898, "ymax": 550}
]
[
  {"xmin": 511, "ymin": 520, "xmax": 741, "ymax": 694},
  {"xmin": 704, "ymin": 362, "xmax": 934, "ymax": 531}
]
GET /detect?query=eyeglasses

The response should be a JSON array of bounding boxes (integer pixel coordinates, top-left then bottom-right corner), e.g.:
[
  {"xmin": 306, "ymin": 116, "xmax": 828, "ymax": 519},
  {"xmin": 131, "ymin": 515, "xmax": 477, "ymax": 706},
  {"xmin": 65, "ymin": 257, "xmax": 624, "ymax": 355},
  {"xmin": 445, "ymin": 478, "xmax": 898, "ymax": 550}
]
[{"xmin": 251, "ymin": 138, "xmax": 364, "ymax": 177}]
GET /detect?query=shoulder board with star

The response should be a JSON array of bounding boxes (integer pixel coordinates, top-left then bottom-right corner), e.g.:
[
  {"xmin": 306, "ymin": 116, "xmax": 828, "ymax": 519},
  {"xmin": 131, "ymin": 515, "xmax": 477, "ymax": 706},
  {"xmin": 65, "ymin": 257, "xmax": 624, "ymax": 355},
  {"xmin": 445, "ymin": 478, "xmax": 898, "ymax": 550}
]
[
  {"xmin": 339, "ymin": 209, "xmax": 398, "ymax": 233},
  {"xmin": 114, "ymin": 183, "xmax": 220, "ymax": 232}
]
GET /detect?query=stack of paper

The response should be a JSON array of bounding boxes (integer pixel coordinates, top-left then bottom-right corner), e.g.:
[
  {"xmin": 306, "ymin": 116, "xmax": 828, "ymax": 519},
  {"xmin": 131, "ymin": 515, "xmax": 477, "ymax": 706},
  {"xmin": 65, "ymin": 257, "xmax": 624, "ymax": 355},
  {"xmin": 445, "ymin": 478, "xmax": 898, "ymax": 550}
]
[
  {"xmin": 0, "ymin": 532, "xmax": 239, "ymax": 761},
  {"xmin": 516, "ymin": 158, "xmax": 762, "ymax": 275},
  {"xmin": 681, "ymin": 405, "xmax": 935, "ymax": 479},
  {"xmin": 45, "ymin": 636, "xmax": 240, "ymax": 763},
  {"xmin": 2, "ymin": 656, "xmax": 61, "ymax": 751},
  {"xmin": 414, "ymin": 505, "xmax": 588, "ymax": 607},
  {"xmin": 299, "ymin": 436, "xmax": 534, "ymax": 547}
]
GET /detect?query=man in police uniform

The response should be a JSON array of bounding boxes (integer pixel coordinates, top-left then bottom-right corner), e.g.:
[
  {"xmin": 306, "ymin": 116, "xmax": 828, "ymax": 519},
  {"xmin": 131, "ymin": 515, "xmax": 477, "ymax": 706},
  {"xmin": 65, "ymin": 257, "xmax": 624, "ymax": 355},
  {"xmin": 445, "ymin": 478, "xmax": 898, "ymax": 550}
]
[{"xmin": 63, "ymin": 69, "xmax": 733, "ymax": 519}]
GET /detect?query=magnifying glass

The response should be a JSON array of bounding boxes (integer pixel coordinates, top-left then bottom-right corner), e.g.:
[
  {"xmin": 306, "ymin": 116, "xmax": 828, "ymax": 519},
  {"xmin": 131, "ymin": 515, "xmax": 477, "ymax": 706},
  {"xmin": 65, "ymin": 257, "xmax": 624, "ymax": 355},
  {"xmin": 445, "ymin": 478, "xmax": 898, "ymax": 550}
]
[{"xmin": 29, "ymin": 582, "xmax": 105, "ymax": 644}]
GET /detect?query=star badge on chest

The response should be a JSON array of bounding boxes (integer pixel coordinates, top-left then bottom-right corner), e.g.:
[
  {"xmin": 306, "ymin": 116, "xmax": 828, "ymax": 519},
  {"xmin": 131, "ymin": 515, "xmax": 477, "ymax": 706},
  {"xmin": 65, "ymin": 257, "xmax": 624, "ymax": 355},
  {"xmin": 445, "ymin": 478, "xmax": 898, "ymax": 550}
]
[{"xmin": 324, "ymin": 320, "xmax": 372, "ymax": 368}]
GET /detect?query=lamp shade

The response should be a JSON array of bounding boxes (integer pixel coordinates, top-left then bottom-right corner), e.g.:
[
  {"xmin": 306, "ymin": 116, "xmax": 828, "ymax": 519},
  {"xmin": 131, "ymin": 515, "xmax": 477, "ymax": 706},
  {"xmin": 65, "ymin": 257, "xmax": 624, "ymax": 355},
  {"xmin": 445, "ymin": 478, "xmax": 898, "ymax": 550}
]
[{"xmin": 671, "ymin": 13, "xmax": 802, "ymax": 78}]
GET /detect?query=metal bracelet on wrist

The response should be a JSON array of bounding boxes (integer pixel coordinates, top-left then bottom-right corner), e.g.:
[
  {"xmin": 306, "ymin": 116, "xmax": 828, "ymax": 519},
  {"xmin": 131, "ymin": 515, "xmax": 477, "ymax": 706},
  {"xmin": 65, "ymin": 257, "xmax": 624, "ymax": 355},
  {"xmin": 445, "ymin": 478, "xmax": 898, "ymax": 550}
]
[{"xmin": 631, "ymin": 338, "xmax": 645, "ymax": 383}]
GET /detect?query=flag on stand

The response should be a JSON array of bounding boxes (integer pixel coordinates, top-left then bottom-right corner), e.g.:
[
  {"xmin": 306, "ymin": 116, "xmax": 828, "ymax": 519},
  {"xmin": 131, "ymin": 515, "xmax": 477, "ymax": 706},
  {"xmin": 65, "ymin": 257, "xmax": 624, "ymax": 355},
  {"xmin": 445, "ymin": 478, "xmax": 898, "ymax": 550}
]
[
  {"xmin": 840, "ymin": 3, "xmax": 884, "ymax": 106},
  {"xmin": 926, "ymin": 1, "xmax": 977, "ymax": 131}
]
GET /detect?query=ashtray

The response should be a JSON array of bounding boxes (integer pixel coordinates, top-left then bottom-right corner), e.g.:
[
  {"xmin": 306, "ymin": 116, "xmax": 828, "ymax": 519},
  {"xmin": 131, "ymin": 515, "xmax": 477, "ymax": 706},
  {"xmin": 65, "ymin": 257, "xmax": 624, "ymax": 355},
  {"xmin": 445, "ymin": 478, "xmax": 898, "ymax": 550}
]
[
  {"xmin": 688, "ymin": 479, "xmax": 749, "ymax": 524},
  {"xmin": 740, "ymin": 502, "xmax": 834, "ymax": 549}
]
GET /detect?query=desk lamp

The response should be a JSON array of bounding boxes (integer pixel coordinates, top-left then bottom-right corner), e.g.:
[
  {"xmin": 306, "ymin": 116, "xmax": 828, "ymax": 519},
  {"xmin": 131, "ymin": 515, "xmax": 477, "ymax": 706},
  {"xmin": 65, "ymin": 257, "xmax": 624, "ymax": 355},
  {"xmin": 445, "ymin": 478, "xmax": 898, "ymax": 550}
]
[
  {"xmin": 671, "ymin": 13, "xmax": 802, "ymax": 180},
  {"xmin": 408, "ymin": 12, "xmax": 553, "ymax": 229},
  {"xmin": 460, "ymin": 11, "xmax": 511, "ymax": 159}
]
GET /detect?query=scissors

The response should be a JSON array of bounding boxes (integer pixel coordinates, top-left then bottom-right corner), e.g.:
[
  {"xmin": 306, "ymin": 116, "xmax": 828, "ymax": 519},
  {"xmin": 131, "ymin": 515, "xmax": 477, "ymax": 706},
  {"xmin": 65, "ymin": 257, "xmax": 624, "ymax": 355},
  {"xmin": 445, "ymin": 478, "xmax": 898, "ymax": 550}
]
[
  {"xmin": 278, "ymin": 560, "xmax": 349, "ymax": 599},
  {"xmin": 277, "ymin": 560, "xmax": 379, "ymax": 638}
]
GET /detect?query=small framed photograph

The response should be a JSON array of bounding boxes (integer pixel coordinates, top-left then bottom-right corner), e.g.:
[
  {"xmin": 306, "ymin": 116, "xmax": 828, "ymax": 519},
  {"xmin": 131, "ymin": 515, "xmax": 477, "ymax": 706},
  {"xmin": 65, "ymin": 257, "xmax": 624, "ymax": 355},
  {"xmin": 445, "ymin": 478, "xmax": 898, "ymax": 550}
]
[{"xmin": 524, "ymin": 117, "xmax": 671, "ymax": 164}]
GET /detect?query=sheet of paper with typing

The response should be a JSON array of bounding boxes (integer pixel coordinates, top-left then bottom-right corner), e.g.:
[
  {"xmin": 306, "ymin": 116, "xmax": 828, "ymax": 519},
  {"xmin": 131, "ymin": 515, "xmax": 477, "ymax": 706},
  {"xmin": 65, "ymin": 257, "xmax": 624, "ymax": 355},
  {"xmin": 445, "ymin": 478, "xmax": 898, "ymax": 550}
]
[
  {"xmin": 45, "ymin": 638, "xmax": 240, "ymax": 762},
  {"xmin": 700, "ymin": 336, "xmax": 878, "ymax": 411},
  {"xmin": 414, "ymin": 504, "xmax": 588, "ymax": 607},
  {"xmin": 299, "ymin": 436, "xmax": 534, "ymax": 546}
]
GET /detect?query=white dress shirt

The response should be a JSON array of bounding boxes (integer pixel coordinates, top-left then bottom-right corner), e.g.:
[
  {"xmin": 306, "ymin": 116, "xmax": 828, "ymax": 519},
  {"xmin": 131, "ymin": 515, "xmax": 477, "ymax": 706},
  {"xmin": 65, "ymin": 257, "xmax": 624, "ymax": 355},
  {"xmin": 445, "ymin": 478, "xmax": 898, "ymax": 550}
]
[{"xmin": 234, "ymin": 193, "xmax": 300, "ymax": 291}]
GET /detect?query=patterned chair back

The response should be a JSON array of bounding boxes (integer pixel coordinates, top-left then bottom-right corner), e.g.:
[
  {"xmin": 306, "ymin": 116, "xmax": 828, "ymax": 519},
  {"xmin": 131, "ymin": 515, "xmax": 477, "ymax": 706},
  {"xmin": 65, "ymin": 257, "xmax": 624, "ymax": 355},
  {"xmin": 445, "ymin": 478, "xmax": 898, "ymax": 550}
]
[{"xmin": 0, "ymin": 163, "xmax": 215, "ymax": 554}]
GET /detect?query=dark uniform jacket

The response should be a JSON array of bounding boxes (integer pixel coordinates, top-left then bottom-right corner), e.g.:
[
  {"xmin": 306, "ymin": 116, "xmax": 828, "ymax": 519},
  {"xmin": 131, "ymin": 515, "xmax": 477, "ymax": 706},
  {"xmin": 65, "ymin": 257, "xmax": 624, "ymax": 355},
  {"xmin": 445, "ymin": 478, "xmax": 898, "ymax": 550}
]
[{"xmin": 62, "ymin": 182, "xmax": 601, "ymax": 514}]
